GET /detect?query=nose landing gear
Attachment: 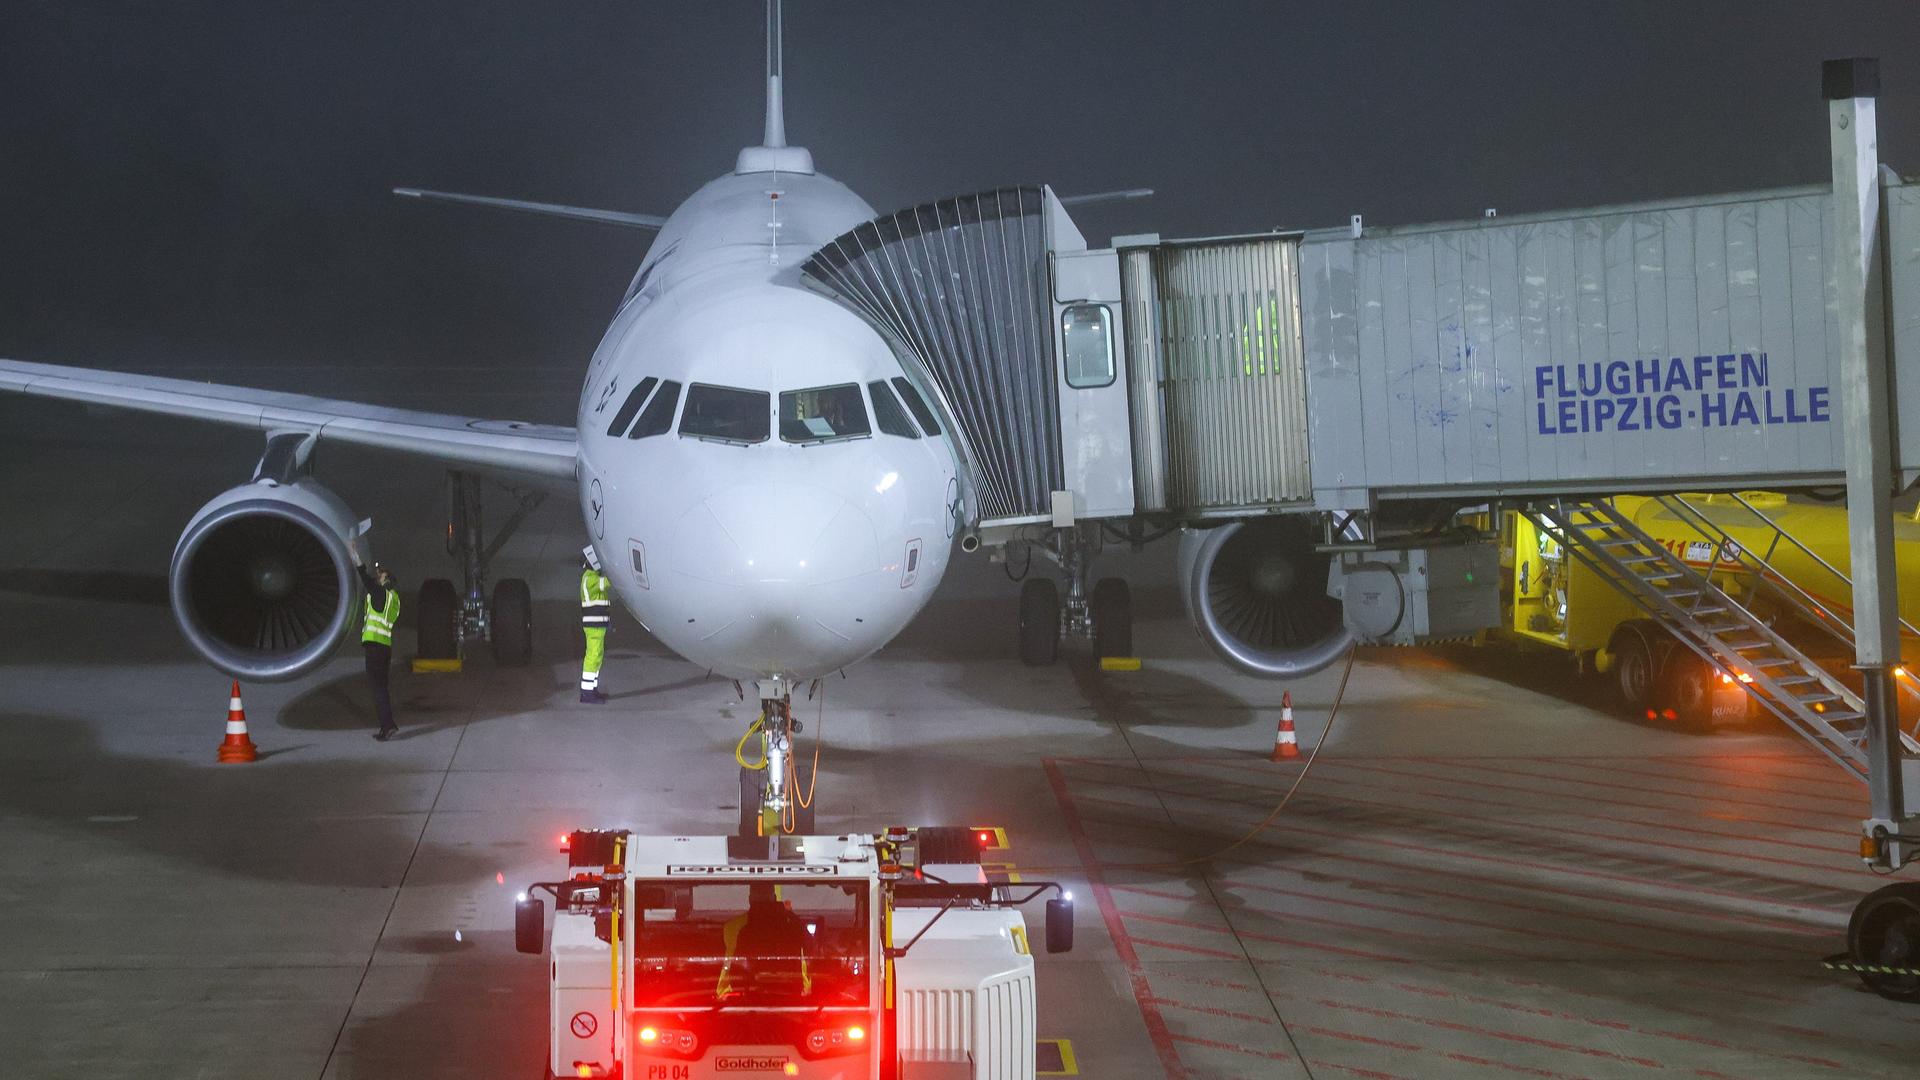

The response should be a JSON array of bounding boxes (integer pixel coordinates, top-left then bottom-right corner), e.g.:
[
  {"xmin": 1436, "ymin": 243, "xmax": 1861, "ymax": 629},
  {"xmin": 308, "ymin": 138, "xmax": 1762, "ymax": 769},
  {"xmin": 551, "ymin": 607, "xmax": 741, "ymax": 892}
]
[{"xmin": 736, "ymin": 689, "xmax": 816, "ymax": 837}]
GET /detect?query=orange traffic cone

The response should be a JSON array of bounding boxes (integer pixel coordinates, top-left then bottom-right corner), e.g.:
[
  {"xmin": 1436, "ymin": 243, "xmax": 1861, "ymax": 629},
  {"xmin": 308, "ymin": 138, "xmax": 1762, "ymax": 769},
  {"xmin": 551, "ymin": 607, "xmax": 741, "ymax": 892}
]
[
  {"xmin": 1271, "ymin": 691, "xmax": 1301, "ymax": 762},
  {"xmin": 218, "ymin": 680, "xmax": 258, "ymax": 763}
]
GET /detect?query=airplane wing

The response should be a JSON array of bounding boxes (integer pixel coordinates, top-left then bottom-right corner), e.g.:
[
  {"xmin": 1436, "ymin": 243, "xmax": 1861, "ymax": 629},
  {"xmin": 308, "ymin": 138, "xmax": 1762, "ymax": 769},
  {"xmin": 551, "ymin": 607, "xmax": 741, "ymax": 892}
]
[
  {"xmin": 393, "ymin": 187, "xmax": 669, "ymax": 230},
  {"xmin": 0, "ymin": 358, "xmax": 577, "ymax": 483}
]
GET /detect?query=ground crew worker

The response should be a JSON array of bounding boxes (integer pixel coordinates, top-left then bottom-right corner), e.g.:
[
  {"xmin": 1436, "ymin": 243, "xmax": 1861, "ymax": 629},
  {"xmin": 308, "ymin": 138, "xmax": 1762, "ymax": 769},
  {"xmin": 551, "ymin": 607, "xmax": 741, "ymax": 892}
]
[
  {"xmin": 716, "ymin": 884, "xmax": 811, "ymax": 1000},
  {"xmin": 580, "ymin": 544, "xmax": 610, "ymax": 704},
  {"xmin": 355, "ymin": 555, "xmax": 401, "ymax": 741}
]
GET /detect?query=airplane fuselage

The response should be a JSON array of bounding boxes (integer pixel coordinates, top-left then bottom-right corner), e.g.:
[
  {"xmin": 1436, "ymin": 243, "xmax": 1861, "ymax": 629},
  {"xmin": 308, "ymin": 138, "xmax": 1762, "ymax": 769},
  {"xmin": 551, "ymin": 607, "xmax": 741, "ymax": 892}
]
[{"xmin": 575, "ymin": 166, "xmax": 956, "ymax": 681}]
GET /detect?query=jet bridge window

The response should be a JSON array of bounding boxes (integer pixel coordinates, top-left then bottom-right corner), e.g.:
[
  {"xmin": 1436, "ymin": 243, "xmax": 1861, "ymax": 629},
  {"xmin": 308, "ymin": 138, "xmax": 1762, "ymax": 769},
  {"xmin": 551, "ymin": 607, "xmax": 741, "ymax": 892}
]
[
  {"xmin": 867, "ymin": 381, "xmax": 920, "ymax": 439},
  {"xmin": 890, "ymin": 377, "xmax": 942, "ymax": 436},
  {"xmin": 1061, "ymin": 304, "xmax": 1115, "ymax": 389},
  {"xmin": 629, "ymin": 379, "xmax": 682, "ymax": 439},
  {"xmin": 605, "ymin": 376, "xmax": 660, "ymax": 438},
  {"xmin": 779, "ymin": 383, "xmax": 871, "ymax": 443},
  {"xmin": 679, "ymin": 384, "xmax": 771, "ymax": 444}
]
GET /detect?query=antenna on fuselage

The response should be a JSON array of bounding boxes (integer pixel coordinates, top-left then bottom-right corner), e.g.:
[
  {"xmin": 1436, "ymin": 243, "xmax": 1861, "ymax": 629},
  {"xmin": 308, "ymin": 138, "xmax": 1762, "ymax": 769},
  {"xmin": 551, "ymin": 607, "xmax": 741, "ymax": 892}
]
[{"xmin": 737, "ymin": 0, "xmax": 814, "ymax": 174}]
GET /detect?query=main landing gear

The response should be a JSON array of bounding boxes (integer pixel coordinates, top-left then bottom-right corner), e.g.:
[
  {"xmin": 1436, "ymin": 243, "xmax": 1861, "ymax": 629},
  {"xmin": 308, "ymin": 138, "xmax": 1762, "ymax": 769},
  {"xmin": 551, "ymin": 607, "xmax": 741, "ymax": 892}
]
[
  {"xmin": 736, "ymin": 683, "xmax": 816, "ymax": 837},
  {"xmin": 416, "ymin": 469, "xmax": 546, "ymax": 666},
  {"xmin": 1012, "ymin": 526, "xmax": 1132, "ymax": 666}
]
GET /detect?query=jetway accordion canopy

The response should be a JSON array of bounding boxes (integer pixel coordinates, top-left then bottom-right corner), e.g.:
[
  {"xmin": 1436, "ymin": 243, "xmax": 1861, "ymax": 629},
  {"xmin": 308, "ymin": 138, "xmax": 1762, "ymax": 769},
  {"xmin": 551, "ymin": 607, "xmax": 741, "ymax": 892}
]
[{"xmin": 802, "ymin": 187, "xmax": 1062, "ymax": 524}]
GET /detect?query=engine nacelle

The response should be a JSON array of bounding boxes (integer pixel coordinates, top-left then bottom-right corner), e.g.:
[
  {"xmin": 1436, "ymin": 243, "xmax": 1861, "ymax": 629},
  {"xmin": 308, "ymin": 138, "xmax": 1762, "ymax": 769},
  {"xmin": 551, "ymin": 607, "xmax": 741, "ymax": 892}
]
[
  {"xmin": 1177, "ymin": 517, "xmax": 1353, "ymax": 679},
  {"xmin": 170, "ymin": 478, "xmax": 361, "ymax": 682}
]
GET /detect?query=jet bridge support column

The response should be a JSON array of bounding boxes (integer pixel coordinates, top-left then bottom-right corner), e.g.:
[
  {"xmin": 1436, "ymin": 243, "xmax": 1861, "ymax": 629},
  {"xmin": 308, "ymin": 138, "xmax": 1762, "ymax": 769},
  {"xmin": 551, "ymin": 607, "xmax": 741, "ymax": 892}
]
[{"xmin": 1827, "ymin": 57, "xmax": 1910, "ymax": 866}]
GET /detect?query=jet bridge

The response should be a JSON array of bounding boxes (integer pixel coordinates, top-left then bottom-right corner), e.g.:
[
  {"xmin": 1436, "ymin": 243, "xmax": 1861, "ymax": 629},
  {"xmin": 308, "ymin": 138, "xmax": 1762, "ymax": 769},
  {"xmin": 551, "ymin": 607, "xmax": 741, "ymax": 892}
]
[{"xmin": 804, "ymin": 64, "xmax": 1920, "ymax": 948}]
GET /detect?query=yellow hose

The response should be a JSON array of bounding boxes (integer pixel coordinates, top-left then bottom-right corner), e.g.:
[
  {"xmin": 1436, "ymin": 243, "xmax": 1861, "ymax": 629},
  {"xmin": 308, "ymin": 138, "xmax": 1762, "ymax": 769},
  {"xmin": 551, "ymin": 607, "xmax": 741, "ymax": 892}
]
[{"xmin": 734, "ymin": 712, "xmax": 767, "ymax": 770}]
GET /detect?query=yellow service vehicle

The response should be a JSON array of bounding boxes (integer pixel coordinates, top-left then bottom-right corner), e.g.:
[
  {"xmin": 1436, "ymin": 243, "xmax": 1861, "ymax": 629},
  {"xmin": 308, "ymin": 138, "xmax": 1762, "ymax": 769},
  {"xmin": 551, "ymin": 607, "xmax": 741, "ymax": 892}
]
[{"xmin": 1495, "ymin": 493, "xmax": 1920, "ymax": 725}]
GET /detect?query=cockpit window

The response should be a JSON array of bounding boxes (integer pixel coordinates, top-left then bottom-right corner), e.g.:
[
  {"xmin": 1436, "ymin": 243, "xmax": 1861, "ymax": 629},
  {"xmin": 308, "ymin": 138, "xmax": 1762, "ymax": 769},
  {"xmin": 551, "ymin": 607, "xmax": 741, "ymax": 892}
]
[
  {"xmin": 679, "ymin": 384, "xmax": 771, "ymax": 444},
  {"xmin": 629, "ymin": 379, "xmax": 682, "ymax": 439},
  {"xmin": 779, "ymin": 384, "xmax": 871, "ymax": 443},
  {"xmin": 889, "ymin": 377, "xmax": 942, "ymax": 436},
  {"xmin": 606, "ymin": 376, "xmax": 659, "ymax": 438},
  {"xmin": 867, "ymin": 381, "xmax": 919, "ymax": 439}
]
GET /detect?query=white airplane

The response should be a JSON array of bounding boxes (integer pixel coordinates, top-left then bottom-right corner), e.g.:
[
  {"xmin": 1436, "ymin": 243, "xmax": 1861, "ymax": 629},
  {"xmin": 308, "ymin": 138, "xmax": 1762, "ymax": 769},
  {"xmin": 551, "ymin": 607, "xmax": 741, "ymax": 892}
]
[{"xmin": 0, "ymin": 3, "xmax": 1175, "ymax": 831}]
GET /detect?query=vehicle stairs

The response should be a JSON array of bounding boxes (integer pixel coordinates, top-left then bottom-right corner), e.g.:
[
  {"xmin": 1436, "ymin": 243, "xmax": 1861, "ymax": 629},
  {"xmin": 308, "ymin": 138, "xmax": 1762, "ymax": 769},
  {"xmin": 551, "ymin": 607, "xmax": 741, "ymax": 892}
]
[{"xmin": 1527, "ymin": 497, "xmax": 1920, "ymax": 782}]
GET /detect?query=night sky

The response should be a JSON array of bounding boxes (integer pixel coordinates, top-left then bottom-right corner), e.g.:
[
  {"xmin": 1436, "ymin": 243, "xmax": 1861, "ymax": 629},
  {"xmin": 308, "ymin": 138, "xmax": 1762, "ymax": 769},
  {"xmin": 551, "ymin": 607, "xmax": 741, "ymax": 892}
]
[{"xmin": 5, "ymin": 2, "xmax": 1919, "ymax": 425}]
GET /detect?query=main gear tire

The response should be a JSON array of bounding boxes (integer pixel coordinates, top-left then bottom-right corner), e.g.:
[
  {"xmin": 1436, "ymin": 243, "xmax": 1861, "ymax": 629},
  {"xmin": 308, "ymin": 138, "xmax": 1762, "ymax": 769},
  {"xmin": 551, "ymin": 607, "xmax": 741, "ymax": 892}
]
[
  {"xmin": 1848, "ymin": 882, "xmax": 1920, "ymax": 1002},
  {"xmin": 1019, "ymin": 578, "xmax": 1060, "ymax": 666}
]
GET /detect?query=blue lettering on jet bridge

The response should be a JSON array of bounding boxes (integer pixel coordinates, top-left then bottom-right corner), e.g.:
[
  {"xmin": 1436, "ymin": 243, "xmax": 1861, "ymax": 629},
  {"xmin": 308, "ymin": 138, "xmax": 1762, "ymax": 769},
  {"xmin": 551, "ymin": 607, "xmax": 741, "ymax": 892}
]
[{"xmin": 1532, "ymin": 354, "xmax": 1830, "ymax": 436}]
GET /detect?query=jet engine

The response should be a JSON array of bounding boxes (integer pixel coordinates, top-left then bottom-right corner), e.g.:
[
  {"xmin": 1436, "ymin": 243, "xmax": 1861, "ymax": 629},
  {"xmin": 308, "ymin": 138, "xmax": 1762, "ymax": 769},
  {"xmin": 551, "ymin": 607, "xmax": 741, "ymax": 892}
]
[
  {"xmin": 170, "ymin": 478, "xmax": 361, "ymax": 682},
  {"xmin": 1177, "ymin": 516, "xmax": 1353, "ymax": 679}
]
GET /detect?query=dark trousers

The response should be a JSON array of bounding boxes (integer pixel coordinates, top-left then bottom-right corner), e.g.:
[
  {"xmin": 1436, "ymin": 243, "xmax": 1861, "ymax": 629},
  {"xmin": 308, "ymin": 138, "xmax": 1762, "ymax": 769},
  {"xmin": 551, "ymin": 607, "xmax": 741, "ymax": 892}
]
[{"xmin": 364, "ymin": 642, "xmax": 394, "ymax": 732}]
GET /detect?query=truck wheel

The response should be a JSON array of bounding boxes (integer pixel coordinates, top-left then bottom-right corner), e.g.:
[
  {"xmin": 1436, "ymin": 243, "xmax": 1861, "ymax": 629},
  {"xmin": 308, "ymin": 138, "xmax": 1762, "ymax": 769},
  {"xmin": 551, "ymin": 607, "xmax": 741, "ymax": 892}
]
[
  {"xmin": 1092, "ymin": 577, "xmax": 1133, "ymax": 658},
  {"xmin": 1019, "ymin": 578, "xmax": 1060, "ymax": 666},
  {"xmin": 491, "ymin": 578, "xmax": 533, "ymax": 667},
  {"xmin": 1848, "ymin": 882, "xmax": 1920, "ymax": 1002},
  {"xmin": 918, "ymin": 825, "xmax": 985, "ymax": 865},
  {"xmin": 1608, "ymin": 622, "xmax": 1658, "ymax": 717},
  {"xmin": 1660, "ymin": 651, "xmax": 1716, "ymax": 729},
  {"xmin": 416, "ymin": 578, "xmax": 459, "ymax": 659}
]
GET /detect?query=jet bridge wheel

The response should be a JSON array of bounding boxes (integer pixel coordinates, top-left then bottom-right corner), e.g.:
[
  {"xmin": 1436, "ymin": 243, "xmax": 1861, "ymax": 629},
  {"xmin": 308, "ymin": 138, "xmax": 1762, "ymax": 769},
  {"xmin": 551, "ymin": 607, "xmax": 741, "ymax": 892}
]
[
  {"xmin": 1019, "ymin": 578, "xmax": 1061, "ymax": 666},
  {"xmin": 490, "ymin": 578, "xmax": 532, "ymax": 666},
  {"xmin": 416, "ymin": 578, "xmax": 459, "ymax": 660},
  {"xmin": 1848, "ymin": 881, "xmax": 1920, "ymax": 1002},
  {"xmin": 1092, "ymin": 577, "xmax": 1133, "ymax": 658}
]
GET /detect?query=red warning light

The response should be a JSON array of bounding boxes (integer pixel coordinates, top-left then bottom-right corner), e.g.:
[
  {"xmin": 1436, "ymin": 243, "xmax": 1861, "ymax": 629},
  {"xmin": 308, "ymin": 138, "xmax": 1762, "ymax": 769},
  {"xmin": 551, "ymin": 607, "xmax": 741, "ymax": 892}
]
[
  {"xmin": 1661, "ymin": 708, "xmax": 1678, "ymax": 721},
  {"xmin": 559, "ymin": 833, "xmax": 572, "ymax": 851},
  {"xmin": 977, "ymin": 831, "xmax": 992, "ymax": 846},
  {"xmin": 1645, "ymin": 709, "xmax": 1657, "ymax": 720}
]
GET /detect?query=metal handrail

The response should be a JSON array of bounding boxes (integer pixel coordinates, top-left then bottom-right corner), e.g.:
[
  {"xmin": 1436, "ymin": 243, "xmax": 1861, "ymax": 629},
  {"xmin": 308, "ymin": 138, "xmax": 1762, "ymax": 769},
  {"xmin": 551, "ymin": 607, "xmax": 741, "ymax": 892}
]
[
  {"xmin": 1657, "ymin": 494, "xmax": 1920, "ymax": 735},
  {"xmin": 1724, "ymin": 491, "xmax": 1920, "ymax": 642}
]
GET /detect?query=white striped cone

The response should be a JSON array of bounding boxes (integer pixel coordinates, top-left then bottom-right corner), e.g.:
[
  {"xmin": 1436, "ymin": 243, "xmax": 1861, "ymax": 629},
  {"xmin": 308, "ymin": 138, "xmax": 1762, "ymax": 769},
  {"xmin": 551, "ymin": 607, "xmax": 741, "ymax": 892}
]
[
  {"xmin": 218, "ymin": 679, "xmax": 258, "ymax": 763},
  {"xmin": 1272, "ymin": 690, "xmax": 1300, "ymax": 762}
]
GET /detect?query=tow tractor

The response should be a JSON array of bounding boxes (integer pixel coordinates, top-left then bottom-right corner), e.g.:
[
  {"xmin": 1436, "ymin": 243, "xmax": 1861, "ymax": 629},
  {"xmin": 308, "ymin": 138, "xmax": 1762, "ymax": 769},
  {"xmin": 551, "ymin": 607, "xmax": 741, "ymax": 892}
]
[{"xmin": 516, "ymin": 825, "xmax": 1074, "ymax": 1080}]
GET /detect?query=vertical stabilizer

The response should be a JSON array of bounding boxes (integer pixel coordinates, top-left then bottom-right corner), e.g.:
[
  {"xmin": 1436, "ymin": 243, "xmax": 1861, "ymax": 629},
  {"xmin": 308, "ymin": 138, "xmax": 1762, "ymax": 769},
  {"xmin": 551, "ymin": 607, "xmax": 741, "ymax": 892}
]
[
  {"xmin": 763, "ymin": 0, "xmax": 786, "ymax": 149},
  {"xmin": 737, "ymin": 0, "xmax": 814, "ymax": 173}
]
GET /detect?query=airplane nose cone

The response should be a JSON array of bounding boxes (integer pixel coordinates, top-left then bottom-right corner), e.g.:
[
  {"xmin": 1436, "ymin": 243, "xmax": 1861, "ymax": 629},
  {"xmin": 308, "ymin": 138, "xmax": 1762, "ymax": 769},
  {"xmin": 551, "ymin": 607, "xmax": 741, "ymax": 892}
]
[
  {"xmin": 689, "ymin": 484, "xmax": 879, "ymax": 588},
  {"xmin": 670, "ymin": 483, "xmax": 882, "ymax": 673}
]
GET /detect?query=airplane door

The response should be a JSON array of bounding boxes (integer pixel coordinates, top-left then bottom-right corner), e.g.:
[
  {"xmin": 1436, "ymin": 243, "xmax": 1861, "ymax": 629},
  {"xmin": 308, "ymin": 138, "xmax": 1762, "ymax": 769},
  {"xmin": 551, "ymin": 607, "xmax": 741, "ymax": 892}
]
[{"xmin": 1052, "ymin": 249, "xmax": 1136, "ymax": 519}]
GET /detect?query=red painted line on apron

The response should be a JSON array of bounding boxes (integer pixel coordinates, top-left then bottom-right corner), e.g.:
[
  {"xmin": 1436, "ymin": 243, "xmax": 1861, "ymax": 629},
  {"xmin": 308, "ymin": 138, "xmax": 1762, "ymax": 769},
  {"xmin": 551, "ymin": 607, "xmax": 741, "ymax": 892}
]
[
  {"xmin": 1452, "ymin": 755, "xmax": 1863, "ymax": 814},
  {"xmin": 1197, "ymin": 755, "xmax": 1844, "ymax": 837},
  {"xmin": 1127, "ymin": 935, "xmax": 1247, "ymax": 961},
  {"xmin": 1210, "ymin": 876, "xmax": 1714, "ymax": 961},
  {"xmin": 1115, "ymin": 907, "xmax": 1408, "ymax": 962},
  {"xmin": 1301, "ymin": 1025, "xmax": 1596, "ymax": 1080},
  {"xmin": 1148, "ymin": 969, "xmax": 1257, "ymax": 993},
  {"xmin": 1071, "ymin": 799, "xmax": 1822, "ymax": 949},
  {"xmin": 1305, "ymin": 1060, "xmax": 1418, "ymax": 1080},
  {"xmin": 1069, "ymin": 789, "xmax": 1842, "ymax": 931},
  {"xmin": 1381, "ymin": 978, "xmax": 1848, "ymax": 1071},
  {"xmin": 1308, "ymin": 997, "xmax": 1665, "ymax": 1069},
  {"xmin": 1115, "ymin": 887, "xmax": 1543, "ymax": 960},
  {"xmin": 1040, "ymin": 758, "xmax": 1186, "ymax": 1079},
  {"xmin": 1143, "ymin": 996, "xmax": 1276, "ymax": 1025},
  {"xmin": 1165, "ymin": 1033, "xmax": 1297, "ymax": 1061},
  {"xmin": 1548, "ymin": 753, "xmax": 1862, "ymax": 797},
  {"xmin": 1121, "ymin": 876, "xmax": 1582, "ymax": 957},
  {"xmin": 1418, "ymin": 757, "xmax": 1856, "ymax": 823},
  {"xmin": 1241, "ymin": 756, "xmax": 1847, "ymax": 856}
]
